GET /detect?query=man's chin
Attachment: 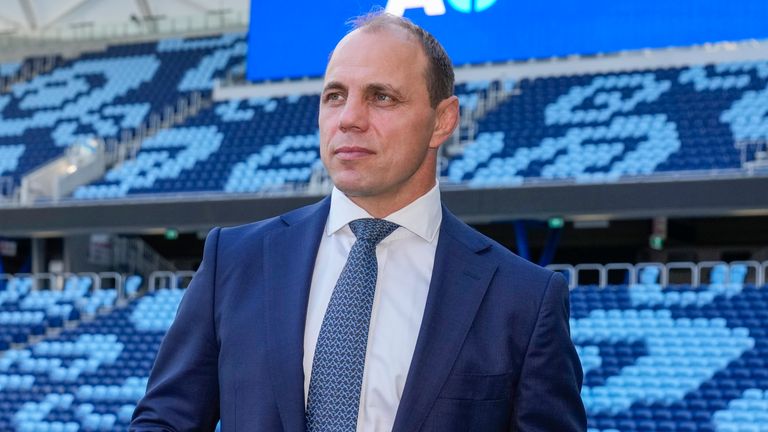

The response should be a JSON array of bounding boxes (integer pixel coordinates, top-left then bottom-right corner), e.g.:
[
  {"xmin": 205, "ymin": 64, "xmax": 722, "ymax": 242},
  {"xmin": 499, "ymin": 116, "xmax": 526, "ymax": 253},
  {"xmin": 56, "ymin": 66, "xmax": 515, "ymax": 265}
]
[
  {"xmin": 335, "ymin": 184, "xmax": 372, "ymax": 198},
  {"xmin": 331, "ymin": 174, "xmax": 372, "ymax": 197}
]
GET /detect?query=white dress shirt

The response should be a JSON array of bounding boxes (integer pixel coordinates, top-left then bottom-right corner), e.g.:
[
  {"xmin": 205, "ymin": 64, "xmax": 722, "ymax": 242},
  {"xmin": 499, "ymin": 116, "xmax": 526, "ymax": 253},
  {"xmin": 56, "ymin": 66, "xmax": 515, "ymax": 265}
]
[{"xmin": 303, "ymin": 183, "xmax": 442, "ymax": 432}]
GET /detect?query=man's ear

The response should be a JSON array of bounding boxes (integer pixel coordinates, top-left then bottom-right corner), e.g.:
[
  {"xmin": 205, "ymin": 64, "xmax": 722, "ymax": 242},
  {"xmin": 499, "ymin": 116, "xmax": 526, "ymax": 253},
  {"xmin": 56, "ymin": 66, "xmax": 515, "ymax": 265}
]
[{"xmin": 429, "ymin": 95, "xmax": 459, "ymax": 150}]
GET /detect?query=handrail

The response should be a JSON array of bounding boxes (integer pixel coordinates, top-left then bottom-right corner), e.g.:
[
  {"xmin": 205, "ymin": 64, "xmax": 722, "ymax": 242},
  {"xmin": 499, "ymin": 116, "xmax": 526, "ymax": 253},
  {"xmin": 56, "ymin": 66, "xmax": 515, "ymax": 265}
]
[
  {"xmin": 31, "ymin": 273, "xmax": 57, "ymax": 291},
  {"xmin": 2, "ymin": 260, "xmax": 766, "ymax": 297},
  {"xmin": 729, "ymin": 260, "xmax": 762, "ymax": 287},
  {"xmin": 99, "ymin": 272, "xmax": 124, "ymax": 299},
  {"xmin": 665, "ymin": 262, "xmax": 698, "ymax": 288},
  {"xmin": 697, "ymin": 261, "xmax": 729, "ymax": 285},
  {"xmin": 635, "ymin": 262, "xmax": 667, "ymax": 286},
  {"xmin": 574, "ymin": 264, "xmax": 607, "ymax": 288},
  {"xmin": 149, "ymin": 271, "xmax": 177, "ymax": 292},
  {"xmin": 0, "ymin": 175, "xmax": 14, "ymax": 200},
  {"xmin": 174, "ymin": 271, "xmax": 196, "ymax": 289},
  {"xmin": 77, "ymin": 272, "xmax": 102, "ymax": 292},
  {"xmin": 12, "ymin": 273, "xmax": 33, "ymax": 282},
  {"xmin": 604, "ymin": 263, "xmax": 635, "ymax": 286}
]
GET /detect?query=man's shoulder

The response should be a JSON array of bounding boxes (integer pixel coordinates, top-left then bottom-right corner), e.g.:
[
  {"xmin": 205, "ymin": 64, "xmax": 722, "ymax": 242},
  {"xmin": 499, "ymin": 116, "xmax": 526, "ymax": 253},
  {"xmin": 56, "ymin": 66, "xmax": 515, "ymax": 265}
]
[
  {"xmin": 443, "ymin": 208, "xmax": 555, "ymax": 283},
  {"xmin": 479, "ymin": 229, "xmax": 552, "ymax": 281},
  {"xmin": 215, "ymin": 197, "xmax": 330, "ymax": 248}
]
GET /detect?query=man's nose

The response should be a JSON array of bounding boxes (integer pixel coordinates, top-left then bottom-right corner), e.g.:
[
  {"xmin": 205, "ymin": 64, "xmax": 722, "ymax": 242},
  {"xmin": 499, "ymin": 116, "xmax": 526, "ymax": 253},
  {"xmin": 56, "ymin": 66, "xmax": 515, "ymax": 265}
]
[{"xmin": 338, "ymin": 97, "xmax": 369, "ymax": 132}]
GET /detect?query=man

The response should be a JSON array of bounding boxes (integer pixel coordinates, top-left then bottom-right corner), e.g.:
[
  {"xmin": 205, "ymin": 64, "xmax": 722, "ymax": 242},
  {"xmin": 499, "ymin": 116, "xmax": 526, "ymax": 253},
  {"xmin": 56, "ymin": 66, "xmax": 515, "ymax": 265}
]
[{"xmin": 131, "ymin": 12, "xmax": 586, "ymax": 432}]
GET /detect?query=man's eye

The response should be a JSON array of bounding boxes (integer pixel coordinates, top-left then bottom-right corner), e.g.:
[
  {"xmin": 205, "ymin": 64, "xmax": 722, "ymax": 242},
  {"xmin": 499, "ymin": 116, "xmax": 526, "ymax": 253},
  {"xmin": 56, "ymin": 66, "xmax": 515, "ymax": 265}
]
[
  {"xmin": 325, "ymin": 93, "xmax": 343, "ymax": 102},
  {"xmin": 375, "ymin": 94, "xmax": 394, "ymax": 103}
]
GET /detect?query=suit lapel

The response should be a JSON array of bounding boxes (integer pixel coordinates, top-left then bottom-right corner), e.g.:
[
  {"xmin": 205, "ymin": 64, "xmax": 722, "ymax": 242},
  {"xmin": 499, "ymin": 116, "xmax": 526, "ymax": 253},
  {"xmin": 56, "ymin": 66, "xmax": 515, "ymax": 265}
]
[
  {"xmin": 392, "ymin": 207, "xmax": 498, "ymax": 432},
  {"xmin": 265, "ymin": 198, "xmax": 330, "ymax": 432}
]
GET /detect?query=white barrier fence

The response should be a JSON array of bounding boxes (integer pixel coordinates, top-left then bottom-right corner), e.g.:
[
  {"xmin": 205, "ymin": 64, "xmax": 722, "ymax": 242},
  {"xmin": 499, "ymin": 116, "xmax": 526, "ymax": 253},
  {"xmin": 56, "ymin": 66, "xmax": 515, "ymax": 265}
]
[
  {"xmin": 546, "ymin": 260, "xmax": 768, "ymax": 289},
  {"xmin": 3, "ymin": 260, "xmax": 767, "ymax": 299}
]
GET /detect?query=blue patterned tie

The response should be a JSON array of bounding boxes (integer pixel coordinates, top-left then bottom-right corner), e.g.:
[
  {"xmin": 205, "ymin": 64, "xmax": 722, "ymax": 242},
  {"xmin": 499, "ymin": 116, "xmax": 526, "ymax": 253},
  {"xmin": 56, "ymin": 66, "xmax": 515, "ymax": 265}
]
[{"xmin": 306, "ymin": 218, "xmax": 400, "ymax": 432}]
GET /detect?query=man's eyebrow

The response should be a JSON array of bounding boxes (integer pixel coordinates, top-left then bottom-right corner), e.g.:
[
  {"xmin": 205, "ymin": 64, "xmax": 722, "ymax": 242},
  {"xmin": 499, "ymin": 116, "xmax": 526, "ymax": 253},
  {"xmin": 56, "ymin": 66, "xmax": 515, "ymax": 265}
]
[
  {"xmin": 367, "ymin": 83, "xmax": 406, "ymax": 99},
  {"xmin": 322, "ymin": 81, "xmax": 346, "ymax": 93}
]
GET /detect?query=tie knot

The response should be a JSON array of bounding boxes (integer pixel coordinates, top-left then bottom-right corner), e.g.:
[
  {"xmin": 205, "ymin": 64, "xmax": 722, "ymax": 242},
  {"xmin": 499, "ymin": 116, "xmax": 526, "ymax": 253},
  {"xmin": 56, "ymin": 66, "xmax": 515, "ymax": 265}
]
[{"xmin": 349, "ymin": 218, "xmax": 399, "ymax": 244}]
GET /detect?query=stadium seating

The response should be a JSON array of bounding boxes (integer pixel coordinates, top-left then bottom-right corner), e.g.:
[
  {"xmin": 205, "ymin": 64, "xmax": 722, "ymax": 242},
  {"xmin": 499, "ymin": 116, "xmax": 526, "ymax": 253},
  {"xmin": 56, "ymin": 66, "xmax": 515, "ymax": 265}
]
[
  {"xmin": 0, "ymin": 274, "xmax": 138, "ymax": 351},
  {"xmin": 67, "ymin": 59, "xmax": 768, "ymax": 198},
  {"xmin": 0, "ymin": 62, "xmax": 21, "ymax": 79},
  {"xmin": 0, "ymin": 263, "xmax": 766, "ymax": 430},
  {"xmin": 447, "ymin": 61, "xmax": 768, "ymax": 186},
  {"xmin": 568, "ymin": 264, "xmax": 768, "ymax": 432},
  {"xmin": 0, "ymin": 56, "xmax": 63, "ymax": 88},
  {"xmin": 70, "ymin": 80, "xmax": 507, "ymax": 198},
  {"xmin": 0, "ymin": 33, "xmax": 246, "ymax": 188},
  {"xmin": 0, "ymin": 273, "xmax": 146, "ymax": 431},
  {"xmin": 73, "ymin": 95, "xmax": 321, "ymax": 198},
  {"xmin": 5, "ymin": 45, "xmax": 768, "ymax": 199}
]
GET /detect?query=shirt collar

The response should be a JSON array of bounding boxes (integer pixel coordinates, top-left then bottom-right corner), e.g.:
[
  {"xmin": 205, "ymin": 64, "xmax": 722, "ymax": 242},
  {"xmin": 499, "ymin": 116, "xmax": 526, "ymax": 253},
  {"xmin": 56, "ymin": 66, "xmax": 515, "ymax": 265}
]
[{"xmin": 327, "ymin": 182, "xmax": 442, "ymax": 242}]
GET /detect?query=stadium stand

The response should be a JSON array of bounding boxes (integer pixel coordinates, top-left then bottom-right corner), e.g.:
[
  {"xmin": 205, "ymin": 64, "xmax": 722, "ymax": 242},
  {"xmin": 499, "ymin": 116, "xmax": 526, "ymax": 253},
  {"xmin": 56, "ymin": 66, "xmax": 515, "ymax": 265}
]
[
  {"xmin": 0, "ymin": 273, "xmax": 145, "ymax": 431},
  {"xmin": 62, "ymin": 59, "xmax": 768, "ymax": 200},
  {"xmin": 2, "ymin": 5, "xmax": 768, "ymax": 431},
  {"xmin": 0, "ymin": 32, "xmax": 246, "ymax": 191},
  {"xmin": 0, "ymin": 56, "xmax": 62, "ymax": 90},
  {"xmin": 0, "ymin": 62, "xmax": 21, "ymax": 79},
  {"xmin": 447, "ymin": 61, "xmax": 768, "ymax": 186},
  {"xmin": 568, "ymin": 263, "xmax": 768, "ymax": 432},
  {"xmin": 72, "ymin": 94, "xmax": 321, "ymax": 198},
  {"xmin": 0, "ymin": 262, "xmax": 766, "ymax": 430},
  {"xmin": 69, "ymin": 81, "xmax": 505, "ymax": 198},
  {"xmin": 0, "ymin": 274, "xmax": 137, "ymax": 350}
]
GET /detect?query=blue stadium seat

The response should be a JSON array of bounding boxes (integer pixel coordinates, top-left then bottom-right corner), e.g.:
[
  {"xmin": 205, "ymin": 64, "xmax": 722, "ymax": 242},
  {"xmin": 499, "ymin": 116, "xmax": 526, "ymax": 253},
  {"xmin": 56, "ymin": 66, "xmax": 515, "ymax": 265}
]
[
  {"xmin": 0, "ymin": 32, "xmax": 246, "ymax": 191},
  {"xmin": 0, "ymin": 283, "xmax": 185, "ymax": 430},
  {"xmin": 441, "ymin": 62, "xmax": 768, "ymax": 186}
]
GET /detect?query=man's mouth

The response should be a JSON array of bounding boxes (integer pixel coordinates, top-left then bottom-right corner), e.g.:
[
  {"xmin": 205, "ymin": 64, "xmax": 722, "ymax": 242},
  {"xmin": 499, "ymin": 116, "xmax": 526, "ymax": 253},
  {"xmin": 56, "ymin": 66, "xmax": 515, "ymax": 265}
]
[{"xmin": 334, "ymin": 146, "xmax": 374, "ymax": 160}]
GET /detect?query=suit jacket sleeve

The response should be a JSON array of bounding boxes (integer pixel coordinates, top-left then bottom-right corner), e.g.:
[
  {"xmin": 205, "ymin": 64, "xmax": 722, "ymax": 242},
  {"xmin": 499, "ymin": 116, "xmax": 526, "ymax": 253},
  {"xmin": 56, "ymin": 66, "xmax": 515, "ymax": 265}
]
[
  {"xmin": 513, "ymin": 272, "xmax": 587, "ymax": 431},
  {"xmin": 130, "ymin": 227, "xmax": 222, "ymax": 431}
]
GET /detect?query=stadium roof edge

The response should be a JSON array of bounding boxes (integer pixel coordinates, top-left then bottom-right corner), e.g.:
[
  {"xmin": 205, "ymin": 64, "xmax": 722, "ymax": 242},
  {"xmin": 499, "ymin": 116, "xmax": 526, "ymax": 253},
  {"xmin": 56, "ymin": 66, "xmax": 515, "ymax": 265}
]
[{"xmin": 0, "ymin": 19, "xmax": 247, "ymax": 63}]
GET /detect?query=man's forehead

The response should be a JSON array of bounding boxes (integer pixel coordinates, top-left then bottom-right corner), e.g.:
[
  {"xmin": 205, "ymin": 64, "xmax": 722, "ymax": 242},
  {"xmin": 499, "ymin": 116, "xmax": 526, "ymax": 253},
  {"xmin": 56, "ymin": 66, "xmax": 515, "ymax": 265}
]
[
  {"xmin": 342, "ymin": 24, "xmax": 416, "ymax": 48},
  {"xmin": 325, "ymin": 25, "xmax": 423, "ymax": 71}
]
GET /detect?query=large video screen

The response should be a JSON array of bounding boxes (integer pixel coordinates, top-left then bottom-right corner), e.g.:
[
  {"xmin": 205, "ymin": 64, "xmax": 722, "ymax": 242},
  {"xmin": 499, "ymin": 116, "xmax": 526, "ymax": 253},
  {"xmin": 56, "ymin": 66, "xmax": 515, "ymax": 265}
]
[{"xmin": 247, "ymin": 0, "xmax": 768, "ymax": 82}]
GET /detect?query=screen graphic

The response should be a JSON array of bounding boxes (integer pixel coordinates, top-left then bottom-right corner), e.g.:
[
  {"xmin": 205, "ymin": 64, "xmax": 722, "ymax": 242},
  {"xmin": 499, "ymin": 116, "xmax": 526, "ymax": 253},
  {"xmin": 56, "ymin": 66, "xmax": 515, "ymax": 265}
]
[{"xmin": 247, "ymin": 0, "xmax": 768, "ymax": 81}]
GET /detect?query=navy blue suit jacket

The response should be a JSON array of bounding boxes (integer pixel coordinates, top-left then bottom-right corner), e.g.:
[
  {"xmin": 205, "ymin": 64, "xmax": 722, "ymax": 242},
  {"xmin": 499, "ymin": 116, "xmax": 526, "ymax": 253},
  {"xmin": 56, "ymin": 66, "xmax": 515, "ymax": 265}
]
[{"xmin": 131, "ymin": 197, "xmax": 586, "ymax": 431}]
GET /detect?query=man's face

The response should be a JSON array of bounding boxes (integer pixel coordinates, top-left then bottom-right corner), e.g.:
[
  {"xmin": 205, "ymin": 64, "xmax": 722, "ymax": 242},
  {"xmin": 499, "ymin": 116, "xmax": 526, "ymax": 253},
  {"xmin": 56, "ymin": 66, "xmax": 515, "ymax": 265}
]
[{"xmin": 319, "ymin": 27, "xmax": 451, "ymax": 205}]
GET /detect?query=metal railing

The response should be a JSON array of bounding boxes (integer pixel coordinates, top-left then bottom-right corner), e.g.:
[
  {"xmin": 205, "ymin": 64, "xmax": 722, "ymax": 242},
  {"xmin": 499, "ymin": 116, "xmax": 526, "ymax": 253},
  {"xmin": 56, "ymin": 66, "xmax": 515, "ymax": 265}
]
[
  {"xmin": 140, "ymin": 260, "xmax": 768, "ymax": 293},
  {"xmin": 0, "ymin": 176, "xmax": 16, "ymax": 201},
  {"xmin": 98, "ymin": 271, "xmax": 124, "ymax": 298},
  {"xmin": 447, "ymin": 79, "xmax": 517, "ymax": 153},
  {"xmin": 547, "ymin": 260, "xmax": 768, "ymax": 289},
  {"xmin": 0, "ymin": 271, "xmax": 137, "ymax": 299},
  {"xmin": 1, "ymin": 269, "xmax": 192, "ymax": 306},
  {"xmin": 0, "ymin": 55, "xmax": 59, "ymax": 90},
  {"xmin": 147, "ymin": 270, "xmax": 196, "ymax": 292},
  {"xmin": 735, "ymin": 139, "xmax": 768, "ymax": 175},
  {"xmin": 116, "ymin": 91, "xmax": 210, "ymax": 166},
  {"xmin": 148, "ymin": 271, "xmax": 178, "ymax": 292},
  {"xmin": 4, "ymin": 261, "xmax": 767, "ymax": 305}
]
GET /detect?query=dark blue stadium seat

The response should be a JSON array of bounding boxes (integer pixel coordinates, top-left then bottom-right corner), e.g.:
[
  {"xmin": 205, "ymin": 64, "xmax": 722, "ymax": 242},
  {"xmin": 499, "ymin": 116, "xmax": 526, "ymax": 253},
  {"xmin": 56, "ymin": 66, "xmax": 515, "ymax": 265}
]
[
  {"xmin": 443, "ymin": 61, "xmax": 768, "ymax": 186},
  {"xmin": 0, "ymin": 33, "xmax": 246, "ymax": 190}
]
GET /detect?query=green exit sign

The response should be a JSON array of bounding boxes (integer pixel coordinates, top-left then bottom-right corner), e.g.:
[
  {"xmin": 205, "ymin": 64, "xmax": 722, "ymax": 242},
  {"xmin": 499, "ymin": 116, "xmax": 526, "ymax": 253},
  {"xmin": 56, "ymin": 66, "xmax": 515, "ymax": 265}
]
[
  {"xmin": 548, "ymin": 217, "xmax": 565, "ymax": 229},
  {"xmin": 164, "ymin": 228, "xmax": 179, "ymax": 240}
]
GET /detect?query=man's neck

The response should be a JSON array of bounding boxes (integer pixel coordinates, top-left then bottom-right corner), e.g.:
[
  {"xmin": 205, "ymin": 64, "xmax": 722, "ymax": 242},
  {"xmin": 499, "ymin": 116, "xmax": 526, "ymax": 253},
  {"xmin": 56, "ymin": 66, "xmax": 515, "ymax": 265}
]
[{"xmin": 345, "ymin": 180, "xmax": 437, "ymax": 219}]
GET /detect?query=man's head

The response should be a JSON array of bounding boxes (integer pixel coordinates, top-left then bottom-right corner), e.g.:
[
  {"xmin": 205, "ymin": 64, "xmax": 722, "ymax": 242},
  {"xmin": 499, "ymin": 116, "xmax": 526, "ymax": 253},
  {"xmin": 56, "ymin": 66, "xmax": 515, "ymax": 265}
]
[
  {"xmin": 350, "ymin": 13, "xmax": 454, "ymax": 108},
  {"xmin": 319, "ymin": 12, "xmax": 459, "ymax": 217}
]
